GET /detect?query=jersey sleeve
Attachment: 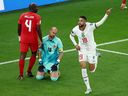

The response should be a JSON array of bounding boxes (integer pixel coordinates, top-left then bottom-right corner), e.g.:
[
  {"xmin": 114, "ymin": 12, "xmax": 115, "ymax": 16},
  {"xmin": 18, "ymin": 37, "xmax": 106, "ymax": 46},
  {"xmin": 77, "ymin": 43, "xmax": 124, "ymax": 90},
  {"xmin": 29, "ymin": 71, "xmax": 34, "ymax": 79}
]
[
  {"xmin": 57, "ymin": 38, "xmax": 63, "ymax": 52},
  {"xmin": 70, "ymin": 28, "xmax": 76, "ymax": 36},
  {"xmin": 89, "ymin": 23, "xmax": 97, "ymax": 30}
]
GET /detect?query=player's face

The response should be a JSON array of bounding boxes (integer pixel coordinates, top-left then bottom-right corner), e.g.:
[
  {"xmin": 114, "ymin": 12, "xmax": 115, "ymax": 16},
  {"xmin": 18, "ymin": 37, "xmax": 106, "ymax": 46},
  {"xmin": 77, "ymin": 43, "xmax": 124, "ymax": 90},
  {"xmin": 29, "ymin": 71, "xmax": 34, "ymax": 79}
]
[
  {"xmin": 33, "ymin": 7, "xmax": 38, "ymax": 13},
  {"xmin": 78, "ymin": 18, "xmax": 86, "ymax": 27},
  {"xmin": 49, "ymin": 28, "xmax": 58, "ymax": 38}
]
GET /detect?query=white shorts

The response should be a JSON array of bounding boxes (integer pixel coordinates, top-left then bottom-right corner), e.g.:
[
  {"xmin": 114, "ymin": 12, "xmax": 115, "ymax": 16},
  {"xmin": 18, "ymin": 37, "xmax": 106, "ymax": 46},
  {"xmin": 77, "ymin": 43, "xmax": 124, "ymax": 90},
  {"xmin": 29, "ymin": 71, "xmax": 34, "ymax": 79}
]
[{"xmin": 78, "ymin": 49, "xmax": 97, "ymax": 64}]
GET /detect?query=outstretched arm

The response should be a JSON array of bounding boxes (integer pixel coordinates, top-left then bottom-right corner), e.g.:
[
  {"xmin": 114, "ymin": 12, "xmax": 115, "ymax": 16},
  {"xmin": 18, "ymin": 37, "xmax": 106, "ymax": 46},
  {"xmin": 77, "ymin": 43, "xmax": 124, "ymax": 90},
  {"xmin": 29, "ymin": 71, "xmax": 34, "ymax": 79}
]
[{"xmin": 96, "ymin": 8, "xmax": 112, "ymax": 28}]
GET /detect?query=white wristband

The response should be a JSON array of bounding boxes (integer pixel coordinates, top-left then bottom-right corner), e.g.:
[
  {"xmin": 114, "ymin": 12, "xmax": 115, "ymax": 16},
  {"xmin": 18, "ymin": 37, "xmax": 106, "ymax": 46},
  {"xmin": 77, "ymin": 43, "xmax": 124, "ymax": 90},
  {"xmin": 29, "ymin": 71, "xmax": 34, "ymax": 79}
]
[
  {"xmin": 57, "ymin": 59, "xmax": 60, "ymax": 63},
  {"xmin": 39, "ymin": 59, "xmax": 42, "ymax": 62},
  {"xmin": 18, "ymin": 36, "xmax": 21, "ymax": 41}
]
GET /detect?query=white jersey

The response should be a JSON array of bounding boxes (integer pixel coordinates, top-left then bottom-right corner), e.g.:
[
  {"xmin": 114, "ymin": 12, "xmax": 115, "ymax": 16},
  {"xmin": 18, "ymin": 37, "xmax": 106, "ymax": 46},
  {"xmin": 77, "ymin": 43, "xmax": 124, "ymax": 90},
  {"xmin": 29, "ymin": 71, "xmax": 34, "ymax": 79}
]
[{"xmin": 71, "ymin": 22, "xmax": 97, "ymax": 51}]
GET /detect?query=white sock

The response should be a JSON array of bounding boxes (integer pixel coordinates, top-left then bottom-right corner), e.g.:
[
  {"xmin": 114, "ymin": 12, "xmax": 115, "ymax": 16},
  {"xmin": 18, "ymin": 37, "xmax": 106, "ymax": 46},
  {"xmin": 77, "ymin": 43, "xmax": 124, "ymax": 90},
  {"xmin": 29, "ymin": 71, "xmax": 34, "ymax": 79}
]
[{"xmin": 82, "ymin": 69, "xmax": 91, "ymax": 90}]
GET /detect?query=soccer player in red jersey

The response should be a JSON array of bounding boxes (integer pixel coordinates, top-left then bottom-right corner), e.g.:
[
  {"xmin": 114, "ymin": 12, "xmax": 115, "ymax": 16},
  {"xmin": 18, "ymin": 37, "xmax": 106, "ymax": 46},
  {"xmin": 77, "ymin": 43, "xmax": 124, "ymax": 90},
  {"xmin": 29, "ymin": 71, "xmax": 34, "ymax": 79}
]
[
  {"xmin": 18, "ymin": 3, "xmax": 42, "ymax": 80},
  {"xmin": 121, "ymin": 0, "xmax": 127, "ymax": 10}
]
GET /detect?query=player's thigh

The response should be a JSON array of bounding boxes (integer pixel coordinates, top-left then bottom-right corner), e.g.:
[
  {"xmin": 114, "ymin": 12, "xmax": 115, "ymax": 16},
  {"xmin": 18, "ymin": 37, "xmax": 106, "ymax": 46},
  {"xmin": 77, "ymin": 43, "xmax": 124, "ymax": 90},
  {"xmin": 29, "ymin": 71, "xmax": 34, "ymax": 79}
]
[
  {"xmin": 87, "ymin": 51, "xmax": 97, "ymax": 71},
  {"xmin": 20, "ymin": 42, "xmax": 29, "ymax": 52},
  {"xmin": 87, "ymin": 51, "xmax": 97, "ymax": 64},
  {"xmin": 78, "ymin": 50, "xmax": 87, "ymax": 68},
  {"xmin": 29, "ymin": 43, "xmax": 38, "ymax": 52}
]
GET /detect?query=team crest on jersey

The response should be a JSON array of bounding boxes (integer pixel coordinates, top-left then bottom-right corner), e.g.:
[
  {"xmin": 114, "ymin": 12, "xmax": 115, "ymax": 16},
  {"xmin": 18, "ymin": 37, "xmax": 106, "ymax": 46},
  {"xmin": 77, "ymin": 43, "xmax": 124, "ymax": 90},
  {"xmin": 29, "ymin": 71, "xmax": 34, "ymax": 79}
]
[
  {"xmin": 53, "ymin": 45, "xmax": 57, "ymax": 48},
  {"xmin": 82, "ymin": 32, "xmax": 85, "ymax": 38}
]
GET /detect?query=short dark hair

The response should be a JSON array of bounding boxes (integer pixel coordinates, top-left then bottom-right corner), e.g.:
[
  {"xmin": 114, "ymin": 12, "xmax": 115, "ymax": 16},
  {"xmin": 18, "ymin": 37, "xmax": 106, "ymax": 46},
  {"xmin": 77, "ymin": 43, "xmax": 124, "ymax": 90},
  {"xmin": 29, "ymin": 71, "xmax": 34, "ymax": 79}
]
[
  {"xmin": 80, "ymin": 16, "xmax": 87, "ymax": 20},
  {"xmin": 29, "ymin": 3, "xmax": 37, "ymax": 12}
]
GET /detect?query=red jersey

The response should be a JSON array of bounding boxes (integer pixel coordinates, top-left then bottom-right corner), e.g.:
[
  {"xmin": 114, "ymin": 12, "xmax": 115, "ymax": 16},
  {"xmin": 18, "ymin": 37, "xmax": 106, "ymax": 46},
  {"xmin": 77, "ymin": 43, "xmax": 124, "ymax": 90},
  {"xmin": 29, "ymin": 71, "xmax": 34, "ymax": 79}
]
[{"xmin": 18, "ymin": 12, "xmax": 41, "ymax": 43}]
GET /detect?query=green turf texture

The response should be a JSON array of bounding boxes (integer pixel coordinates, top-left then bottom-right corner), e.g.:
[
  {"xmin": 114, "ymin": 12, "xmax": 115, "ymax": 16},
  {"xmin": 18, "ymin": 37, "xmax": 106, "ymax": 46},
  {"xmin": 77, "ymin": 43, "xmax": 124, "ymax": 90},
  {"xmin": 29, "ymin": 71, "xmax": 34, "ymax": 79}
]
[{"xmin": 0, "ymin": 0, "xmax": 128, "ymax": 96}]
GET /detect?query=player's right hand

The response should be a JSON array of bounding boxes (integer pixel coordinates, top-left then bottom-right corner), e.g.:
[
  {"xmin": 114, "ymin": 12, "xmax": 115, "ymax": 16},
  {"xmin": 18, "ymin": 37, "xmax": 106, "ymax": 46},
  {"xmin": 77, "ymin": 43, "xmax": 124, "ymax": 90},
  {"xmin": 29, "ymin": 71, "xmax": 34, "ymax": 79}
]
[
  {"xmin": 75, "ymin": 45, "xmax": 80, "ymax": 50},
  {"xmin": 106, "ymin": 8, "xmax": 112, "ymax": 15}
]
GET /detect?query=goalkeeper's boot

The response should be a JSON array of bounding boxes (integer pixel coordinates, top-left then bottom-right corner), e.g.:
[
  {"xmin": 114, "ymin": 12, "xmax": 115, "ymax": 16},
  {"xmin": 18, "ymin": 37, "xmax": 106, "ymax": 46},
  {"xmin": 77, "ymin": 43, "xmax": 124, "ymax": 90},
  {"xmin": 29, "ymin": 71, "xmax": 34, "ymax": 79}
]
[
  {"xmin": 85, "ymin": 88, "xmax": 92, "ymax": 95},
  {"xmin": 26, "ymin": 71, "xmax": 34, "ymax": 77}
]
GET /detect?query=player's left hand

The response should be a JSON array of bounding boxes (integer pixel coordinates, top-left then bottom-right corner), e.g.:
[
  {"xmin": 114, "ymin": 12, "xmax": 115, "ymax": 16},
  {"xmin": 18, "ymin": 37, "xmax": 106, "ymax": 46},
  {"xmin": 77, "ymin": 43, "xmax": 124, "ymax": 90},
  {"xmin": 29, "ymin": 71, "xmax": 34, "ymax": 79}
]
[{"xmin": 106, "ymin": 8, "xmax": 112, "ymax": 15}]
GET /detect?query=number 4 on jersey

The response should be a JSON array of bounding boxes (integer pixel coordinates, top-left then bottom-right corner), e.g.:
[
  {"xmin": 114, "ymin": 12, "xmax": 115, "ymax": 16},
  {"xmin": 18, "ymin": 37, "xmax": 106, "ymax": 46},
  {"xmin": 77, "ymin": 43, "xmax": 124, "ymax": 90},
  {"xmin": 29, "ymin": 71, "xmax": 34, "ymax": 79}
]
[{"xmin": 25, "ymin": 20, "xmax": 32, "ymax": 32}]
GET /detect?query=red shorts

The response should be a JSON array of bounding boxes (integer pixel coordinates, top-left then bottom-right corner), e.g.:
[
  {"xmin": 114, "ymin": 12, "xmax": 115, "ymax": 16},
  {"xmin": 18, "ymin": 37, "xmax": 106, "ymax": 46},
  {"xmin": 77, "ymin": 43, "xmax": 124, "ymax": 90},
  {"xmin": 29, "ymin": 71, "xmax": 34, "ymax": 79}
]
[{"xmin": 20, "ymin": 42, "xmax": 38, "ymax": 52}]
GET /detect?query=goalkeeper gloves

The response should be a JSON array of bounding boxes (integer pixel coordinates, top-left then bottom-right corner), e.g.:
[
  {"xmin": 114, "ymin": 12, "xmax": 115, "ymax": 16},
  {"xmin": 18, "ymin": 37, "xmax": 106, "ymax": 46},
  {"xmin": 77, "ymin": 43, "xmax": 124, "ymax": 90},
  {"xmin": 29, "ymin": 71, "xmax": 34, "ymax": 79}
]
[
  {"xmin": 39, "ymin": 59, "xmax": 43, "ymax": 64},
  {"xmin": 55, "ymin": 59, "xmax": 60, "ymax": 65}
]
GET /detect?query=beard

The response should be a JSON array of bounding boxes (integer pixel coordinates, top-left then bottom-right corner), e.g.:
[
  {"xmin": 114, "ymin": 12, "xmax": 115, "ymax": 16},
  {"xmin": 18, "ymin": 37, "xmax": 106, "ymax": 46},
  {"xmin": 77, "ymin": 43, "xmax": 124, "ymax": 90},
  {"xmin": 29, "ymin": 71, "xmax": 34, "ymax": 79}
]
[{"xmin": 79, "ymin": 24, "xmax": 85, "ymax": 28}]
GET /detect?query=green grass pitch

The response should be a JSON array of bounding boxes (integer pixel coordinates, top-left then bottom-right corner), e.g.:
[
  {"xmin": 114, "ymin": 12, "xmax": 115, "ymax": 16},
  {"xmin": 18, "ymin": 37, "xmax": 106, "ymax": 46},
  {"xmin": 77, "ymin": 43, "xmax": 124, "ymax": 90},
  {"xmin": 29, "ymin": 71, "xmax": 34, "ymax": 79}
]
[{"xmin": 0, "ymin": 0, "xmax": 128, "ymax": 96}]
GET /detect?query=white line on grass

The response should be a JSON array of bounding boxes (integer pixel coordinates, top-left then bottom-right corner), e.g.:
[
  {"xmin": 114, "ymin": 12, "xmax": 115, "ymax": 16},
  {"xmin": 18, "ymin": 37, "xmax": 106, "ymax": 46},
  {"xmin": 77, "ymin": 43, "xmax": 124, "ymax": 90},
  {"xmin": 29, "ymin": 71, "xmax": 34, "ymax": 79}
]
[
  {"xmin": 97, "ymin": 48, "xmax": 128, "ymax": 56},
  {"xmin": 97, "ymin": 38, "xmax": 128, "ymax": 47},
  {"xmin": 0, "ymin": 38, "xmax": 128, "ymax": 65}
]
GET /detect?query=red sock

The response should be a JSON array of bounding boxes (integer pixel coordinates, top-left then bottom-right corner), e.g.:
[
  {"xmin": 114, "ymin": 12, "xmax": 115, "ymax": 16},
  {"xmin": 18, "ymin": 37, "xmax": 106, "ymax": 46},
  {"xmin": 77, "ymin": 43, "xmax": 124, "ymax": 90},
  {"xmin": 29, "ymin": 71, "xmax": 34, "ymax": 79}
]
[
  {"xmin": 27, "ymin": 56, "xmax": 36, "ymax": 72},
  {"xmin": 19, "ymin": 59, "xmax": 25, "ymax": 76}
]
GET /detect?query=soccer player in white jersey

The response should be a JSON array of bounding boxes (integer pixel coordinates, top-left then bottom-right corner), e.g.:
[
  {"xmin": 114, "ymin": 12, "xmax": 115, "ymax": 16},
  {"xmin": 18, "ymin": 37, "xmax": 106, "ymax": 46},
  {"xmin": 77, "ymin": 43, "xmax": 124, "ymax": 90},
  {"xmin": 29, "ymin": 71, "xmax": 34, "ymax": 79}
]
[{"xmin": 70, "ymin": 8, "xmax": 112, "ymax": 94}]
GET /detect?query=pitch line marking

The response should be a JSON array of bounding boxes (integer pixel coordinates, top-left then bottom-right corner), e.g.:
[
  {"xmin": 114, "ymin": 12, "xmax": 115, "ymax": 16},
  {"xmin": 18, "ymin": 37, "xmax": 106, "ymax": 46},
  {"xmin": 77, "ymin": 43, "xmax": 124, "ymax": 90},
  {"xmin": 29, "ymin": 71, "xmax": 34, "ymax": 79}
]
[
  {"xmin": 0, "ymin": 38, "xmax": 128, "ymax": 65},
  {"xmin": 97, "ymin": 48, "xmax": 128, "ymax": 56}
]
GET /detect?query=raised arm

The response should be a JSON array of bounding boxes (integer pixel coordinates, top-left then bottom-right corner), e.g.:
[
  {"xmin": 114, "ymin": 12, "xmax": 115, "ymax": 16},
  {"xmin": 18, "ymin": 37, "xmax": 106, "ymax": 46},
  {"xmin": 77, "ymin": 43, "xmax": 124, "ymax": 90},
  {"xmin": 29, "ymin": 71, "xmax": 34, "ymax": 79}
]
[{"xmin": 95, "ymin": 8, "xmax": 112, "ymax": 28}]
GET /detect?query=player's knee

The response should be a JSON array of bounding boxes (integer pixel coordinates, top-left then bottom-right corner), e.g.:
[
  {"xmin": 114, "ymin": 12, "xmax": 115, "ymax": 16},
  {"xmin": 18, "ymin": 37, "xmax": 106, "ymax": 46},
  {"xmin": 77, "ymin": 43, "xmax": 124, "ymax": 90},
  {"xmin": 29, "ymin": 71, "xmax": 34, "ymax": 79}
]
[
  {"xmin": 50, "ymin": 77, "xmax": 58, "ymax": 81},
  {"xmin": 36, "ymin": 75, "xmax": 44, "ymax": 80},
  {"xmin": 31, "ymin": 51, "xmax": 37, "ymax": 56},
  {"xmin": 89, "ymin": 64, "xmax": 95, "ymax": 73},
  {"xmin": 20, "ymin": 52, "xmax": 27, "ymax": 60},
  {"xmin": 80, "ymin": 62, "xmax": 86, "ymax": 69}
]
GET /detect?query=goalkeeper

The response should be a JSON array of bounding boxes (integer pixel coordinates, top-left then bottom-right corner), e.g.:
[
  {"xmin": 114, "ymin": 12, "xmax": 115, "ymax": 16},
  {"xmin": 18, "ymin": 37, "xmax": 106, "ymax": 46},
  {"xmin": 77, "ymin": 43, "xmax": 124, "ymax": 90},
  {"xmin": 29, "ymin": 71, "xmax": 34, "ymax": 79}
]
[{"xmin": 36, "ymin": 27, "xmax": 64, "ymax": 81}]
